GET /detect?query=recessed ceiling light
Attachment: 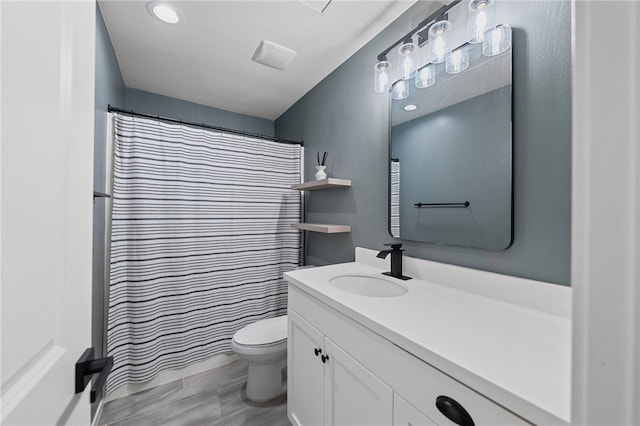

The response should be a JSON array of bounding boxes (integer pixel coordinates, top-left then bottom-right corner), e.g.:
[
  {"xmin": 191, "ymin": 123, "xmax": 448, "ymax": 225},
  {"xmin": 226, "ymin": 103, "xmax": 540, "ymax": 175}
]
[
  {"xmin": 403, "ymin": 104, "xmax": 418, "ymax": 111},
  {"xmin": 146, "ymin": 1, "xmax": 180, "ymax": 24}
]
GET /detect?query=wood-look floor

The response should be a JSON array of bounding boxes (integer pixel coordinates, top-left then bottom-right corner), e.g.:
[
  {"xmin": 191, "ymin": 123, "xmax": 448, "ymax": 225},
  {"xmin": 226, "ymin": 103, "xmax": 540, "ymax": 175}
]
[{"xmin": 98, "ymin": 359, "xmax": 290, "ymax": 426}]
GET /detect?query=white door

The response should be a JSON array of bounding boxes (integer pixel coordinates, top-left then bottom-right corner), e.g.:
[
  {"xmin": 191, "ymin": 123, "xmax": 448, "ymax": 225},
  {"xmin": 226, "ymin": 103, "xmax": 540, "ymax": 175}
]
[
  {"xmin": 324, "ymin": 338, "xmax": 393, "ymax": 426},
  {"xmin": 1, "ymin": 1, "xmax": 96, "ymax": 425},
  {"xmin": 288, "ymin": 310, "xmax": 325, "ymax": 426}
]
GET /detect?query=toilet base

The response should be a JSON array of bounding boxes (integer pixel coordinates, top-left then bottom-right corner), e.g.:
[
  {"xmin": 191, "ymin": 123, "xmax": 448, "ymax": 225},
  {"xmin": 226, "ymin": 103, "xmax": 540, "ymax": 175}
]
[{"xmin": 245, "ymin": 357, "xmax": 287, "ymax": 402}]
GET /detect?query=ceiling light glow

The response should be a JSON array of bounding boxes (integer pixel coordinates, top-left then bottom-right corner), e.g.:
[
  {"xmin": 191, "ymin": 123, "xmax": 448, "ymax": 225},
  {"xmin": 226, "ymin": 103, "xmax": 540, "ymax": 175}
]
[
  {"xmin": 147, "ymin": 2, "xmax": 179, "ymax": 24},
  {"xmin": 403, "ymin": 104, "xmax": 418, "ymax": 111}
]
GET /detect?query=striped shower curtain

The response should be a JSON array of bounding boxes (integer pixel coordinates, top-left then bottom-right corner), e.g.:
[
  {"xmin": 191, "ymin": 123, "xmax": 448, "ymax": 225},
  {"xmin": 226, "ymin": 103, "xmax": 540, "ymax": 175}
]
[
  {"xmin": 390, "ymin": 159, "xmax": 400, "ymax": 238},
  {"xmin": 106, "ymin": 113, "xmax": 302, "ymax": 393}
]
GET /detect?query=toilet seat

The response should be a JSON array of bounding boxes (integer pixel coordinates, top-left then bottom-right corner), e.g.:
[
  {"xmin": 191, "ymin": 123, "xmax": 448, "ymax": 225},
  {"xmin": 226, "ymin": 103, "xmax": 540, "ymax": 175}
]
[
  {"xmin": 230, "ymin": 315, "xmax": 288, "ymax": 402},
  {"xmin": 232, "ymin": 315, "xmax": 287, "ymax": 347}
]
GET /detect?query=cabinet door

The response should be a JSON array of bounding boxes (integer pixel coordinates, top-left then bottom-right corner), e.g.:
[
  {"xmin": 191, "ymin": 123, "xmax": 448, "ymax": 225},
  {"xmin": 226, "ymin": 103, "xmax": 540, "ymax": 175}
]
[
  {"xmin": 324, "ymin": 338, "xmax": 393, "ymax": 426},
  {"xmin": 288, "ymin": 309, "xmax": 326, "ymax": 426},
  {"xmin": 394, "ymin": 393, "xmax": 437, "ymax": 426}
]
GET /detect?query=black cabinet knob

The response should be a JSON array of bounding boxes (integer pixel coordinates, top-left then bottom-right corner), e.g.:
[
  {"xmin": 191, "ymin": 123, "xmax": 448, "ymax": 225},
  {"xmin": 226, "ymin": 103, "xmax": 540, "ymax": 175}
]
[
  {"xmin": 435, "ymin": 395, "xmax": 474, "ymax": 426},
  {"xmin": 321, "ymin": 354, "xmax": 330, "ymax": 363},
  {"xmin": 314, "ymin": 348, "xmax": 322, "ymax": 356}
]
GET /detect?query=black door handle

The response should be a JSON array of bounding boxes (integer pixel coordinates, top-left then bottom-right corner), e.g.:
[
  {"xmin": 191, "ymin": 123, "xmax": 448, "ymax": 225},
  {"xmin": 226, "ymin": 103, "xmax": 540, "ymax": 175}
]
[
  {"xmin": 314, "ymin": 348, "xmax": 322, "ymax": 356},
  {"xmin": 435, "ymin": 395, "xmax": 474, "ymax": 426},
  {"xmin": 75, "ymin": 347, "xmax": 114, "ymax": 403},
  {"xmin": 321, "ymin": 354, "xmax": 330, "ymax": 363}
]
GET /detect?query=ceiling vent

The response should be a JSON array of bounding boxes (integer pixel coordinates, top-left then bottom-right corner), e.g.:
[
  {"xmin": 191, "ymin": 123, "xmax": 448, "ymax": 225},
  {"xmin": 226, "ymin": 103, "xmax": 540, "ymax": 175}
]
[{"xmin": 251, "ymin": 41, "xmax": 297, "ymax": 70}]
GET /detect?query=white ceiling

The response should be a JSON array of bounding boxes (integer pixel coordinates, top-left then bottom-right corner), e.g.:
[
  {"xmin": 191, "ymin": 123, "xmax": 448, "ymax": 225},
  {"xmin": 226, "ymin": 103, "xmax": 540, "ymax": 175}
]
[{"xmin": 98, "ymin": 0, "xmax": 421, "ymax": 121}]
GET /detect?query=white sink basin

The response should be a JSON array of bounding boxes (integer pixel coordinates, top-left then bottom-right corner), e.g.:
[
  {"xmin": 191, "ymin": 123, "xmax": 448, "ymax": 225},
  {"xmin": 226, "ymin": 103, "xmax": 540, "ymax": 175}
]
[{"xmin": 329, "ymin": 274, "xmax": 408, "ymax": 297}]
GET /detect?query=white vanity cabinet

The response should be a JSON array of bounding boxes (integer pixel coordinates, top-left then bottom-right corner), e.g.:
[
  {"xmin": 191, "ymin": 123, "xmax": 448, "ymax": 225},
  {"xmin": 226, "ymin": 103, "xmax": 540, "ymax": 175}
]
[
  {"xmin": 288, "ymin": 311, "xmax": 393, "ymax": 426},
  {"xmin": 284, "ymin": 252, "xmax": 571, "ymax": 426},
  {"xmin": 394, "ymin": 393, "xmax": 437, "ymax": 426},
  {"xmin": 393, "ymin": 347, "xmax": 529, "ymax": 426},
  {"xmin": 288, "ymin": 310, "xmax": 325, "ymax": 425},
  {"xmin": 287, "ymin": 283, "xmax": 533, "ymax": 426},
  {"xmin": 287, "ymin": 286, "xmax": 394, "ymax": 426}
]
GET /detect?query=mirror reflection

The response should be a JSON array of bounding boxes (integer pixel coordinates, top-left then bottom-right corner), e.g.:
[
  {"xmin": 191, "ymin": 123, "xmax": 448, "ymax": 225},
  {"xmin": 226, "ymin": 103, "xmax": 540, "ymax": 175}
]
[{"xmin": 389, "ymin": 39, "xmax": 513, "ymax": 250}]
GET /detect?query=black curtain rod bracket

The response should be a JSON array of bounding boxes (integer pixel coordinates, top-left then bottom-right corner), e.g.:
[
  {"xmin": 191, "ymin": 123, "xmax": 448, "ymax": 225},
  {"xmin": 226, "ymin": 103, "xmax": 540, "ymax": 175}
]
[{"xmin": 107, "ymin": 105, "xmax": 303, "ymax": 146}]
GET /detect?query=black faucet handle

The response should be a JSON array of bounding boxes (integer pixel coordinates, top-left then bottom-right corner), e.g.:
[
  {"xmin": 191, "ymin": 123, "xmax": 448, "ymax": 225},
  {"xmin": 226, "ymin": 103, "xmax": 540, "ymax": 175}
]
[{"xmin": 384, "ymin": 243, "xmax": 403, "ymax": 251}]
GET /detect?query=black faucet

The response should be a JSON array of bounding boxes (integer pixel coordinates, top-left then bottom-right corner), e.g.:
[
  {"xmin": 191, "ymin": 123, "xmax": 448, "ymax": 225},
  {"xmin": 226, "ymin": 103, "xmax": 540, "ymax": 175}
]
[{"xmin": 377, "ymin": 243, "xmax": 412, "ymax": 280}]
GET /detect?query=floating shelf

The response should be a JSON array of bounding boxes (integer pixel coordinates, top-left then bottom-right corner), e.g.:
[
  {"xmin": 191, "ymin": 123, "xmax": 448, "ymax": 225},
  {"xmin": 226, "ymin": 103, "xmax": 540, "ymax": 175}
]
[
  {"xmin": 292, "ymin": 223, "xmax": 351, "ymax": 234},
  {"xmin": 291, "ymin": 178, "xmax": 351, "ymax": 191}
]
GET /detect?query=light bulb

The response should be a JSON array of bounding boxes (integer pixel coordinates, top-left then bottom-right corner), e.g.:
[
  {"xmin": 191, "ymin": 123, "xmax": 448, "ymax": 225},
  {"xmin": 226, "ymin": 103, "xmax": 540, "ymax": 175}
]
[
  {"xmin": 373, "ymin": 60, "xmax": 391, "ymax": 93},
  {"xmin": 483, "ymin": 25, "xmax": 512, "ymax": 56},
  {"xmin": 446, "ymin": 47, "xmax": 469, "ymax": 74},
  {"xmin": 428, "ymin": 20, "xmax": 451, "ymax": 63},
  {"xmin": 398, "ymin": 41, "xmax": 417, "ymax": 80},
  {"xmin": 474, "ymin": 11, "xmax": 487, "ymax": 41},
  {"xmin": 415, "ymin": 64, "xmax": 436, "ymax": 88},
  {"xmin": 391, "ymin": 80, "xmax": 409, "ymax": 100}
]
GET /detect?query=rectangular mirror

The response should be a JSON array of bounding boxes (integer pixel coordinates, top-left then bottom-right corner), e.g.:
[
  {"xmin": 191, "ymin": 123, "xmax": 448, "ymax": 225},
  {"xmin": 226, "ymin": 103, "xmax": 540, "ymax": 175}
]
[{"xmin": 389, "ymin": 40, "xmax": 512, "ymax": 250}]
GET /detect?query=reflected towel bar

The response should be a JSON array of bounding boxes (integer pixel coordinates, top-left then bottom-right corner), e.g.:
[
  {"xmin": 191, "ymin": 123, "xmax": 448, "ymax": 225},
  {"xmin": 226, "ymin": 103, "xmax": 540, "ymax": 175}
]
[{"xmin": 414, "ymin": 202, "xmax": 470, "ymax": 208}]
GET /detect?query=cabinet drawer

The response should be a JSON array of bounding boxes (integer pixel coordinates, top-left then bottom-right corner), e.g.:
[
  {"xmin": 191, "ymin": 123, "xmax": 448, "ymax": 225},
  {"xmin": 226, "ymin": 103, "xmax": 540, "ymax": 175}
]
[
  {"xmin": 394, "ymin": 393, "xmax": 437, "ymax": 426},
  {"xmin": 393, "ymin": 347, "xmax": 529, "ymax": 425},
  {"xmin": 289, "ymin": 285, "xmax": 394, "ymax": 384}
]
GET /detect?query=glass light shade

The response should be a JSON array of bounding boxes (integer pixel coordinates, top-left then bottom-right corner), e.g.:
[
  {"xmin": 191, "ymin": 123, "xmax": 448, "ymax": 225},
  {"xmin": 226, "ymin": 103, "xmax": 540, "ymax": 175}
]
[
  {"xmin": 391, "ymin": 80, "xmax": 409, "ymax": 100},
  {"xmin": 483, "ymin": 25, "xmax": 512, "ymax": 56},
  {"xmin": 467, "ymin": 0, "xmax": 494, "ymax": 43},
  {"xmin": 373, "ymin": 60, "xmax": 392, "ymax": 93},
  {"xmin": 428, "ymin": 20, "xmax": 452, "ymax": 63},
  {"xmin": 446, "ymin": 47, "xmax": 469, "ymax": 74},
  {"xmin": 398, "ymin": 42, "xmax": 417, "ymax": 80},
  {"xmin": 415, "ymin": 64, "xmax": 436, "ymax": 88}
]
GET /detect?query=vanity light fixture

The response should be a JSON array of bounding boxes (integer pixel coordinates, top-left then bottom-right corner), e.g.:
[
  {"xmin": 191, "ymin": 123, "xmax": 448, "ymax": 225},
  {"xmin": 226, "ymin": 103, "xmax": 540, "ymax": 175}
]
[
  {"xmin": 373, "ymin": 0, "xmax": 511, "ymax": 99},
  {"xmin": 373, "ymin": 57, "xmax": 392, "ymax": 93},
  {"xmin": 415, "ymin": 63, "xmax": 436, "ymax": 88},
  {"xmin": 428, "ymin": 20, "xmax": 451, "ymax": 64},
  {"xmin": 146, "ymin": 1, "xmax": 180, "ymax": 24},
  {"xmin": 483, "ymin": 24, "xmax": 512, "ymax": 56},
  {"xmin": 446, "ymin": 46, "xmax": 469, "ymax": 74},
  {"xmin": 468, "ymin": 0, "xmax": 495, "ymax": 44},
  {"xmin": 398, "ymin": 38, "xmax": 417, "ymax": 80},
  {"xmin": 391, "ymin": 80, "xmax": 409, "ymax": 100}
]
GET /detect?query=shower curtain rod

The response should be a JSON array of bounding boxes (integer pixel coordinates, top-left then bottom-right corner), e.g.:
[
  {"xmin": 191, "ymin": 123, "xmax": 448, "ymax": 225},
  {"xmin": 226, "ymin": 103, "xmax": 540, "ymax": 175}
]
[{"xmin": 107, "ymin": 105, "xmax": 304, "ymax": 146}]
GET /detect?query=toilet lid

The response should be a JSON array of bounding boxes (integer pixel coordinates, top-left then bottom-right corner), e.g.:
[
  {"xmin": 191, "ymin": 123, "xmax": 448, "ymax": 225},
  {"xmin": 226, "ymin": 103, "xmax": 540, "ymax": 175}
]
[{"xmin": 233, "ymin": 315, "xmax": 287, "ymax": 346}]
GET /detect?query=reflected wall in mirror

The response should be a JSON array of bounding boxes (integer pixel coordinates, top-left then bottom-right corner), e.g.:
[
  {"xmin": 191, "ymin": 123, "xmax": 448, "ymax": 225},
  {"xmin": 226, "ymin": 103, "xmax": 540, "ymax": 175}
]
[{"xmin": 389, "ymin": 35, "xmax": 512, "ymax": 250}]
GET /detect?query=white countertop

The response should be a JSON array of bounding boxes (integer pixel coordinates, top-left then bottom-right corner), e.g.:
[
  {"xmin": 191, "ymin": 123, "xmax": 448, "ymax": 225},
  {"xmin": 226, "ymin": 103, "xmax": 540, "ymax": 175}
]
[{"xmin": 284, "ymin": 258, "xmax": 571, "ymax": 425}]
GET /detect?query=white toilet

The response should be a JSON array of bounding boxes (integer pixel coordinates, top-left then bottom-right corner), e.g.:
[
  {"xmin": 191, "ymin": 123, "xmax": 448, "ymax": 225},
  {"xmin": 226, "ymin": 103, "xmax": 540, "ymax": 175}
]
[{"xmin": 231, "ymin": 315, "xmax": 288, "ymax": 402}]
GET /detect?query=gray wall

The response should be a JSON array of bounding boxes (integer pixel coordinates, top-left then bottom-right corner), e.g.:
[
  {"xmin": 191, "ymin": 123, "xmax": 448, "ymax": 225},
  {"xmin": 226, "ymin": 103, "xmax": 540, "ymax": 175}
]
[
  {"xmin": 125, "ymin": 88, "xmax": 274, "ymax": 136},
  {"xmin": 93, "ymin": 3, "xmax": 125, "ymax": 363},
  {"xmin": 275, "ymin": 1, "xmax": 572, "ymax": 285},
  {"xmin": 93, "ymin": 3, "xmax": 126, "ymax": 416}
]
